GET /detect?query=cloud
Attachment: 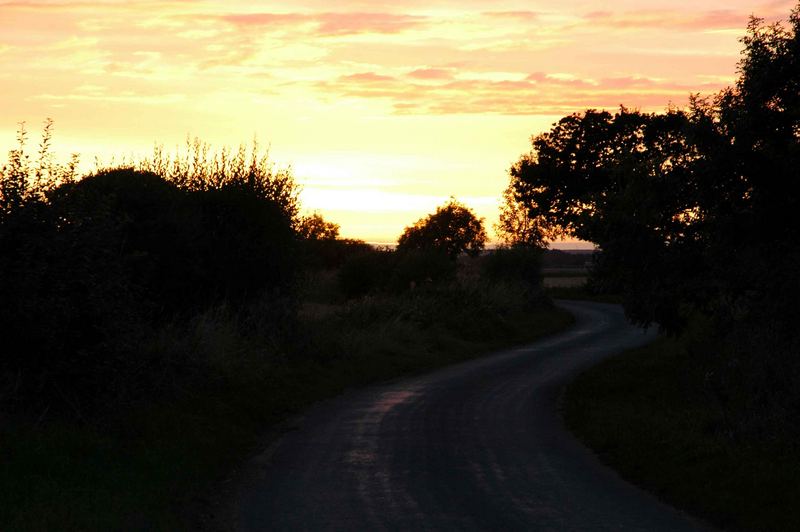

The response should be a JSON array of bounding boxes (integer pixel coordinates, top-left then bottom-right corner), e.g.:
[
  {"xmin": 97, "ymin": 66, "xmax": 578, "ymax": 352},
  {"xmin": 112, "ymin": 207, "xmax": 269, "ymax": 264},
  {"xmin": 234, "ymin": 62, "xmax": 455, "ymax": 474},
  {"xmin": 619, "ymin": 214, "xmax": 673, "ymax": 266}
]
[
  {"xmin": 481, "ymin": 11, "xmax": 539, "ymax": 22},
  {"xmin": 407, "ymin": 68, "xmax": 453, "ymax": 80},
  {"xmin": 219, "ymin": 13, "xmax": 306, "ymax": 28},
  {"xmin": 341, "ymin": 72, "xmax": 397, "ymax": 83},
  {"xmin": 216, "ymin": 11, "xmax": 427, "ymax": 36},
  {"xmin": 317, "ymin": 12, "xmax": 425, "ymax": 35},
  {"xmin": 0, "ymin": 1, "xmax": 197, "ymax": 13},
  {"xmin": 316, "ymin": 69, "xmax": 725, "ymax": 115},
  {"xmin": 34, "ymin": 90, "xmax": 186, "ymax": 105},
  {"xmin": 526, "ymin": 72, "xmax": 595, "ymax": 87},
  {"xmin": 582, "ymin": 9, "xmax": 748, "ymax": 31},
  {"xmin": 0, "ymin": 0, "xmax": 757, "ymax": 121}
]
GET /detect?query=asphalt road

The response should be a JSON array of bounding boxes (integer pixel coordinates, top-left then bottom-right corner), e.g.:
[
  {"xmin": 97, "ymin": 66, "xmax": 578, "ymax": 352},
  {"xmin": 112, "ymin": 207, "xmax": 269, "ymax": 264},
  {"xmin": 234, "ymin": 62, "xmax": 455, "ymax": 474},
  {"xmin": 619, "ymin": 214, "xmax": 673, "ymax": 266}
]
[{"xmin": 236, "ymin": 301, "xmax": 704, "ymax": 531}]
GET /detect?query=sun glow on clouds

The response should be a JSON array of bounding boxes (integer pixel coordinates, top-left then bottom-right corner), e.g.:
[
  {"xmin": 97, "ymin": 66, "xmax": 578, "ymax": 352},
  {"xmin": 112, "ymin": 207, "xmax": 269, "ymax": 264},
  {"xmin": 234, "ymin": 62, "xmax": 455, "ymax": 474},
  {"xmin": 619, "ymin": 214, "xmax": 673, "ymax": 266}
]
[{"xmin": 1, "ymin": 0, "xmax": 794, "ymax": 243}]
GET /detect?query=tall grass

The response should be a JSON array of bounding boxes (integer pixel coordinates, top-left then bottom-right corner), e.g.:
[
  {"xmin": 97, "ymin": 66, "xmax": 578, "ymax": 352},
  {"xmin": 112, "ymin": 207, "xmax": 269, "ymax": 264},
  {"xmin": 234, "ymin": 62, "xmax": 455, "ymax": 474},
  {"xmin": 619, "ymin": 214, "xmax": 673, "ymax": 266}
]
[{"xmin": 0, "ymin": 119, "xmax": 79, "ymax": 215}]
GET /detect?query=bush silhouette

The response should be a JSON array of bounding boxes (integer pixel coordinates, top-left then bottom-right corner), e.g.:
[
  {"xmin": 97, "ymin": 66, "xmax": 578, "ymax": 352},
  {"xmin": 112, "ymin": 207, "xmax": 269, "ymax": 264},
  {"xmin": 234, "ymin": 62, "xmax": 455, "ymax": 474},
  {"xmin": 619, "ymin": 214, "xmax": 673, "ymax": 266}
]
[
  {"xmin": 481, "ymin": 246, "xmax": 543, "ymax": 287},
  {"xmin": 196, "ymin": 183, "xmax": 297, "ymax": 305},
  {"xmin": 0, "ymin": 167, "xmax": 299, "ymax": 414},
  {"xmin": 397, "ymin": 198, "xmax": 487, "ymax": 259},
  {"xmin": 338, "ymin": 247, "xmax": 396, "ymax": 298},
  {"xmin": 391, "ymin": 248, "xmax": 456, "ymax": 290}
]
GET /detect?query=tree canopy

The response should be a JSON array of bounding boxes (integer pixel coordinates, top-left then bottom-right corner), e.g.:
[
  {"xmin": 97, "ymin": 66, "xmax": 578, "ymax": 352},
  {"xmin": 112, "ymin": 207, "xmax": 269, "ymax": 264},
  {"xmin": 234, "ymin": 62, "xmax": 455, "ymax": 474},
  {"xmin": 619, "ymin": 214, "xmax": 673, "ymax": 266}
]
[
  {"xmin": 504, "ymin": 8, "xmax": 800, "ymax": 332},
  {"xmin": 495, "ymin": 183, "xmax": 547, "ymax": 248},
  {"xmin": 297, "ymin": 211, "xmax": 340, "ymax": 241},
  {"xmin": 397, "ymin": 198, "xmax": 487, "ymax": 258}
]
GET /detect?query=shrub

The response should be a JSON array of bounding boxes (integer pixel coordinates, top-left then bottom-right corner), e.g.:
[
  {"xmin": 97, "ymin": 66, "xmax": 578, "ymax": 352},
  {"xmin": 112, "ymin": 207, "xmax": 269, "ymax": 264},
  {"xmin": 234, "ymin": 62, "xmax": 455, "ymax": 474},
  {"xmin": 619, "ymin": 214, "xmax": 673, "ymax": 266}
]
[
  {"xmin": 0, "ymin": 167, "xmax": 299, "ymax": 416},
  {"xmin": 481, "ymin": 246, "xmax": 544, "ymax": 306},
  {"xmin": 338, "ymin": 247, "xmax": 396, "ymax": 298},
  {"xmin": 481, "ymin": 245, "xmax": 543, "ymax": 287},
  {"xmin": 303, "ymin": 238, "xmax": 373, "ymax": 271},
  {"xmin": 391, "ymin": 249, "xmax": 456, "ymax": 291},
  {"xmin": 195, "ymin": 184, "xmax": 298, "ymax": 306},
  {"xmin": 397, "ymin": 198, "xmax": 487, "ymax": 258}
]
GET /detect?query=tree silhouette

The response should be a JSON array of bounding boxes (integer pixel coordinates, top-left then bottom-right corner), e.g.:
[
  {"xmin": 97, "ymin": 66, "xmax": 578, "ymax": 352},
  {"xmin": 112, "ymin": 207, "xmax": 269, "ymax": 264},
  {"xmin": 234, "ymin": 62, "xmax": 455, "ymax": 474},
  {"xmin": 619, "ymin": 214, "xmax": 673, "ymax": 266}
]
[
  {"xmin": 298, "ymin": 211, "xmax": 340, "ymax": 240},
  {"xmin": 397, "ymin": 198, "xmax": 487, "ymax": 258},
  {"xmin": 504, "ymin": 6, "xmax": 800, "ymax": 333},
  {"xmin": 495, "ymin": 183, "xmax": 547, "ymax": 248}
]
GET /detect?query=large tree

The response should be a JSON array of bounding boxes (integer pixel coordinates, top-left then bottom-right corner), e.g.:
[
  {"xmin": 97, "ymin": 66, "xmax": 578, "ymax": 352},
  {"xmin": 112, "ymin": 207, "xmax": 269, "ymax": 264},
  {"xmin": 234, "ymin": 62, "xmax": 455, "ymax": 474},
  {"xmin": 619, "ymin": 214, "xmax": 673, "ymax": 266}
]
[
  {"xmin": 504, "ymin": 7, "xmax": 800, "ymax": 332},
  {"xmin": 397, "ymin": 198, "xmax": 487, "ymax": 258}
]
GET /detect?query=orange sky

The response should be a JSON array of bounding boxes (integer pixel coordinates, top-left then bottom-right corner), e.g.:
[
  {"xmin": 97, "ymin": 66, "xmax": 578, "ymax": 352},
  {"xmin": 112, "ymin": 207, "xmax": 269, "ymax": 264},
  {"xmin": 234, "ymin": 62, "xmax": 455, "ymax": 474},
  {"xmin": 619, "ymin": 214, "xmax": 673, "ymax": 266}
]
[{"xmin": 1, "ymin": 0, "xmax": 793, "ymax": 246}]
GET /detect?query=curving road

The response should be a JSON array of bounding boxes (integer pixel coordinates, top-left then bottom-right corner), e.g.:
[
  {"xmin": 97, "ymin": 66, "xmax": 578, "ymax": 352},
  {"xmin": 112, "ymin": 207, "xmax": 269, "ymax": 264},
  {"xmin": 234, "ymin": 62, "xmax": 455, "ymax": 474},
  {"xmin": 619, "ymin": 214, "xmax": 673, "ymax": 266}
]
[{"xmin": 236, "ymin": 301, "xmax": 704, "ymax": 531}]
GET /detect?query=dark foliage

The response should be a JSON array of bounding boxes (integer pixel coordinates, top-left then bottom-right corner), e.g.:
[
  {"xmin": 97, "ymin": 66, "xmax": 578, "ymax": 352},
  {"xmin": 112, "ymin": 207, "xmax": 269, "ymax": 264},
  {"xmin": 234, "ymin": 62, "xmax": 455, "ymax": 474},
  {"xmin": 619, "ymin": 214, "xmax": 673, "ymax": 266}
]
[
  {"xmin": 297, "ymin": 212, "xmax": 340, "ymax": 241},
  {"xmin": 0, "ymin": 167, "xmax": 298, "ymax": 415},
  {"xmin": 294, "ymin": 211, "xmax": 376, "ymax": 271},
  {"xmin": 304, "ymin": 237, "xmax": 373, "ymax": 271},
  {"xmin": 496, "ymin": 183, "xmax": 547, "ymax": 248},
  {"xmin": 338, "ymin": 247, "xmax": 459, "ymax": 299},
  {"xmin": 391, "ymin": 249, "xmax": 456, "ymax": 290},
  {"xmin": 504, "ymin": 5, "xmax": 800, "ymax": 438},
  {"xmin": 338, "ymin": 246, "xmax": 397, "ymax": 298},
  {"xmin": 397, "ymin": 198, "xmax": 487, "ymax": 258},
  {"xmin": 195, "ymin": 184, "xmax": 297, "ymax": 306},
  {"xmin": 482, "ymin": 246, "xmax": 542, "ymax": 287},
  {"xmin": 506, "ymin": 10, "xmax": 800, "ymax": 331},
  {"xmin": 541, "ymin": 249, "xmax": 592, "ymax": 269},
  {"xmin": 480, "ymin": 246, "xmax": 545, "ymax": 308}
]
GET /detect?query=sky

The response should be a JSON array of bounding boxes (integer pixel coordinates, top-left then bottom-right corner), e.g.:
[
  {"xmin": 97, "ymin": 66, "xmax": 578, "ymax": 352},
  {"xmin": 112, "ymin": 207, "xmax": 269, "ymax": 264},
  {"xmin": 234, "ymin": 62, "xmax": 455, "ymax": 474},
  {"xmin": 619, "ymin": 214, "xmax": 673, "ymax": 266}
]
[{"xmin": 0, "ymin": 0, "xmax": 794, "ymax": 246}]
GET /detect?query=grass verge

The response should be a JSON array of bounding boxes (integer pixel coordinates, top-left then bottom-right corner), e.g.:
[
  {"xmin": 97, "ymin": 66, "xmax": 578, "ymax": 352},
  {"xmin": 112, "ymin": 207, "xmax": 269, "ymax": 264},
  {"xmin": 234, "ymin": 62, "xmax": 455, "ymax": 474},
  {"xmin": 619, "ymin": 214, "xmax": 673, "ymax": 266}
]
[
  {"xmin": 1, "ymin": 291, "xmax": 573, "ymax": 531},
  {"xmin": 564, "ymin": 334, "xmax": 800, "ymax": 531}
]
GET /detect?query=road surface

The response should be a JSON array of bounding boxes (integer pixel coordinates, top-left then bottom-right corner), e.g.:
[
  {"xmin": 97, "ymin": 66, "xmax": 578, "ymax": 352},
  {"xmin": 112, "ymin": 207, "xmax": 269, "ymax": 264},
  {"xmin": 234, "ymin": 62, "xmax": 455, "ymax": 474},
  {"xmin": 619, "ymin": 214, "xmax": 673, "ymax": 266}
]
[{"xmin": 236, "ymin": 301, "xmax": 704, "ymax": 531}]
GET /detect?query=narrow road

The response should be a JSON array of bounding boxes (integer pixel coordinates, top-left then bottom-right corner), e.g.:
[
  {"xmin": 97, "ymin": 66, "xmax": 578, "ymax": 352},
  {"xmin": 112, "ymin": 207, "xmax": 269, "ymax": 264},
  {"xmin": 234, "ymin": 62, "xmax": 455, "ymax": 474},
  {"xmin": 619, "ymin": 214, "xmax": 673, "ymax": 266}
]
[{"xmin": 237, "ymin": 301, "xmax": 703, "ymax": 531}]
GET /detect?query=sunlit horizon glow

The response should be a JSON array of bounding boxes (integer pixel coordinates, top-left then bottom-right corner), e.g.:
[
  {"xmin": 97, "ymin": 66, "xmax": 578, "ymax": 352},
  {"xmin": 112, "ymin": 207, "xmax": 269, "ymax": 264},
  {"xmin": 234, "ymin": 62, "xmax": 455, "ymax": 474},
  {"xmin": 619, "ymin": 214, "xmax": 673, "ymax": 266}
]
[{"xmin": 1, "ymin": 0, "xmax": 793, "ymax": 247}]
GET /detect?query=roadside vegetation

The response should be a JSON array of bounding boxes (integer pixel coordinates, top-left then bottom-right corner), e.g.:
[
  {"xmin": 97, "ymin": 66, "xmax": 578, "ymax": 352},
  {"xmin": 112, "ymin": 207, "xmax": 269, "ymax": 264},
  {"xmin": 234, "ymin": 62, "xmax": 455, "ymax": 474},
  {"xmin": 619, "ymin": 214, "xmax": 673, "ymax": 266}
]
[
  {"xmin": 564, "ymin": 330, "xmax": 800, "ymax": 531},
  {"xmin": 0, "ymin": 127, "xmax": 570, "ymax": 529},
  {"xmin": 500, "ymin": 6, "xmax": 799, "ymax": 530}
]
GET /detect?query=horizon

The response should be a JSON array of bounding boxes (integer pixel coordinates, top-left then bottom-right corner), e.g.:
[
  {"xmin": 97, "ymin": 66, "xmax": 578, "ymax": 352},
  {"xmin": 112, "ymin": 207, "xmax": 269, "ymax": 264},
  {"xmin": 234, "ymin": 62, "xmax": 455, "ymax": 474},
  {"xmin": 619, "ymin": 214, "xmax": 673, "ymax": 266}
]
[{"xmin": 2, "ymin": 0, "xmax": 793, "ymax": 244}]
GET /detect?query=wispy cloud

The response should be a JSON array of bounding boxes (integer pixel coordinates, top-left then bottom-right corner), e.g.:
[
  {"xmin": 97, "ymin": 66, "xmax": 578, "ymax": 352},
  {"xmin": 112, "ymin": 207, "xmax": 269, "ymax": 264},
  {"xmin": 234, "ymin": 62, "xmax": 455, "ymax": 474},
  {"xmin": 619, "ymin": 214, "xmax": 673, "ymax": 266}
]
[
  {"xmin": 313, "ymin": 69, "xmax": 723, "ymax": 115},
  {"xmin": 35, "ymin": 91, "xmax": 186, "ymax": 105},
  {"xmin": 407, "ymin": 68, "xmax": 454, "ymax": 80},
  {"xmin": 215, "ymin": 11, "xmax": 427, "ymax": 36},
  {"xmin": 582, "ymin": 9, "xmax": 748, "ymax": 31},
  {"xmin": 481, "ymin": 11, "xmax": 540, "ymax": 22}
]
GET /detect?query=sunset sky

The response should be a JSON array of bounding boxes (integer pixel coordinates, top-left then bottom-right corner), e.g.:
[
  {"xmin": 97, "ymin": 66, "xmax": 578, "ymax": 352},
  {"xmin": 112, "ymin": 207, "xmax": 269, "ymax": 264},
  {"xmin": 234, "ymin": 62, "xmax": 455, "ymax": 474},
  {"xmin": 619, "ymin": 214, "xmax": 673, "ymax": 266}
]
[{"xmin": 1, "ymin": 0, "xmax": 793, "ymax": 245}]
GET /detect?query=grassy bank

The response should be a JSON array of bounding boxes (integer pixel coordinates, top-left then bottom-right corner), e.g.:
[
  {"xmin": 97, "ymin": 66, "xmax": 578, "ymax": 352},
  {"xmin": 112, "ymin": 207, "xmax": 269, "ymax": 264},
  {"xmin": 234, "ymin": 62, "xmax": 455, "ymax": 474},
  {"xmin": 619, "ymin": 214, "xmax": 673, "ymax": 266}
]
[
  {"xmin": 564, "ymin": 333, "xmax": 800, "ymax": 531},
  {"xmin": 1, "ymin": 283, "xmax": 572, "ymax": 531}
]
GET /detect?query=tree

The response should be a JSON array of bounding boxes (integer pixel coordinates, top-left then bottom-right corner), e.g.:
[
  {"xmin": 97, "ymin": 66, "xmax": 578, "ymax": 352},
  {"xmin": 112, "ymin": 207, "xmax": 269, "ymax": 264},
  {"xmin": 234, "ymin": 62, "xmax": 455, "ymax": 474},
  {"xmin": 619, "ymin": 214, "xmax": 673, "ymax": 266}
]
[
  {"xmin": 495, "ymin": 183, "xmax": 547, "ymax": 248},
  {"xmin": 397, "ymin": 198, "xmax": 487, "ymax": 258},
  {"xmin": 297, "ymin": 211, "xmax": 340, "ymax": 240},
  {"xmin": 503, "ymin": 4, "xmax": 800, "ymax": 334}
]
